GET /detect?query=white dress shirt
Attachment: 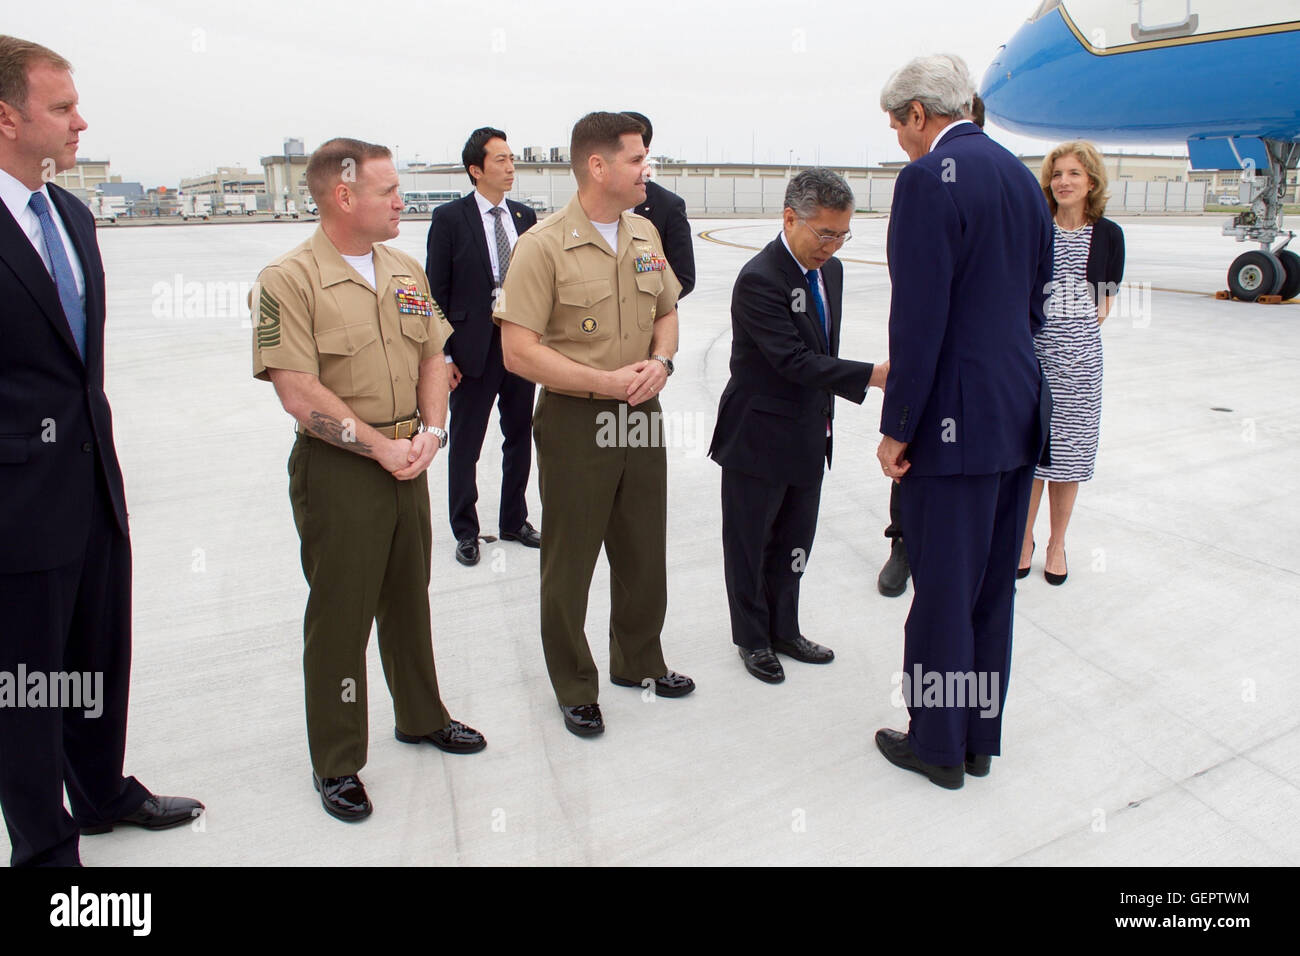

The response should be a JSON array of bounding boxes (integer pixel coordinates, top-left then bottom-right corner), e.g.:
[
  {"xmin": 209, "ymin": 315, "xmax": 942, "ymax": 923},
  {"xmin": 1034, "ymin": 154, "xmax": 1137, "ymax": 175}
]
[
  {"xmin": 929, "ymin": 118, "xmax": 975, "ymax": 153},
  {"xmin": 780, "ymin": 230, "xmax": 832, "ymax": 437},
  {"xmin": 780, "ymin": 229, "xmax": 828, "ymax": 317},
  {"xmin": 0, "ymin": 166, "xmax": 86, "ymax": 302},
  {"xmin": 474, "ymin": 189, "xmax": 519, "ymax": 280}
]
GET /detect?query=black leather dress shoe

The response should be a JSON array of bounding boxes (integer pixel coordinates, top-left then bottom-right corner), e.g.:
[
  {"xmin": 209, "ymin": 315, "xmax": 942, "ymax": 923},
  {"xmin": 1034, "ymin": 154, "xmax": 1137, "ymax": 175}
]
[
  {"xmin": 455, "ymin": 537, "xmax": 480, "ymax": 566},
  {"xmin": 80, "ymin": 794, "xmax": 205, "ymax": 835},
  {"xmin": 560, "ymin": 703, "xmax": 604, "ymax": 737},
  {"xmin": 738, "ymin": 646, "xmax": 785, "ymax": 683},
  {"xmin": 610, "ymin": 670, "xmax": 696, "ymax": 698},
  {"xmin": 312, "ymin": 773, "xmax": 372, "ymax": 822},
  {"xmin": 965, "ymin": 752, "xmax": 992, "ymax": 776},
  {"xmin": 771, "ymin": 634, "xmax": 834, "ymax": 664},
  {"xmin": 877, "ymin": 537, "xmax": 910, "ymax": 597},
  {"xmin": 874, "ymin": 728, "xmax": 964, "ymax": 790},
  {"xmin": 500, "ymin": 521, "xmax": 541, "ymax": 548},
  {"xmin": 395, "ymin": 720, "xmax": 486, "ymax": 754}
]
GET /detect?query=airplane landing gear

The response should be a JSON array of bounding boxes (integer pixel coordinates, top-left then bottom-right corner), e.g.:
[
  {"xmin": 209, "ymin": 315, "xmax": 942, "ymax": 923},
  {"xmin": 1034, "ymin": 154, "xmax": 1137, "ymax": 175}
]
[{"xmin": 1221, "ymin": 139, "xmax": 1299, "ymax": 302}]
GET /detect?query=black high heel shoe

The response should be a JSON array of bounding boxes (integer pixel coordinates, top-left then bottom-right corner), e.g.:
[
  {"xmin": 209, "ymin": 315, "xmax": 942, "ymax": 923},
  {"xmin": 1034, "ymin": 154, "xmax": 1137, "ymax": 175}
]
[
  {"xmin": 1044, "ymin": 550, "xmax": 1067, "ymax": 586},
  {"xmin": 1017, "ymin": 540, "xmax": 1034, "ymax": 579}
]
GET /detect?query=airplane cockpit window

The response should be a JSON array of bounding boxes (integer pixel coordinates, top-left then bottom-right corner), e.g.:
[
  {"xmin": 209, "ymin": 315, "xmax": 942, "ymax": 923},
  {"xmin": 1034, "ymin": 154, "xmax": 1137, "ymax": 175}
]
[{"xmin": 1029, "ymin": 0, "xmax": 1062, "ymax": 20}]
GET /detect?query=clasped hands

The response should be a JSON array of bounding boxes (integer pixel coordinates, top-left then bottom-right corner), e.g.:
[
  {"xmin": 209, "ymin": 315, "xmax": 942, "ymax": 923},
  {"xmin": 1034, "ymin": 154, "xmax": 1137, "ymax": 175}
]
[
  {"xmin": 382, "ymin": 432, "xmax": 440, "ymax": 480},
  {"xmin": 605, "ymin": 358, "xmax": 668, "ymax": 406}
]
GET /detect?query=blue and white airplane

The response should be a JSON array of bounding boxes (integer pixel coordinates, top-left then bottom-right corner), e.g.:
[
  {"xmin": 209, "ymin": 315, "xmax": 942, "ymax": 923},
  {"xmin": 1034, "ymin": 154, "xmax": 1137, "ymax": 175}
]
[{"xmin": 980, "ymin": 0, "xmax": 1300, "ymax": 301}]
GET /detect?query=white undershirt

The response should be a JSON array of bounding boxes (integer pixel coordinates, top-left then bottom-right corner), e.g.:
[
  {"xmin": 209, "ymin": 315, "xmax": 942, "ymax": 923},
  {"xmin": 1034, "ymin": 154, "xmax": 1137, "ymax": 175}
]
[
  {"xmin": 591, "ymin": 218, "xmax": 620, "ymax": 256},
  {"xmin": 0, "ymin": 167, "xmax": 87, "ymax": 302},
  {"xmin": 340, "ymin": 251, "xmax": 376, "ymax": 288}
]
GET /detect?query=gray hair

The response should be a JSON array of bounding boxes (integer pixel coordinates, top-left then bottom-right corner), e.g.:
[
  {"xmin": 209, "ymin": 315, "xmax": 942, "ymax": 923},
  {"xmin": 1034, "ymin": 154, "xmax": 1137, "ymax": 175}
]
[
  {"xmin": 880, "ymin": 54, "xmax": 975, "ymax": 123},
  {"xmin": 784, "ymin": 168, "xmax": 855, "ymax": 219}
]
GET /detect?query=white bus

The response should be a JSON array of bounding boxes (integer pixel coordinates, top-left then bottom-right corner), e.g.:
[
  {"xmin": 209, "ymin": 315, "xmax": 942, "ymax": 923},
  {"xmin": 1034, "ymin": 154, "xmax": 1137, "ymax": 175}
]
[{"xmin": 402, "ymin": 190, "xmax": 461, "ymax": 213}]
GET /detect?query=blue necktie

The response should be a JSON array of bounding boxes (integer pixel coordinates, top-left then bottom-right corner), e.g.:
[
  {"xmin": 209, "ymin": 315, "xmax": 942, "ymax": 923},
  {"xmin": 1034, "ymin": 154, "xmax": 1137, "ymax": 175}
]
[
  {"xmin": 805, "ymin": 269, "xmax": 828, "ymax": 349},
  {"xmin": 29, "ymin": 192, "xmax": 86, "ymax": 359}
]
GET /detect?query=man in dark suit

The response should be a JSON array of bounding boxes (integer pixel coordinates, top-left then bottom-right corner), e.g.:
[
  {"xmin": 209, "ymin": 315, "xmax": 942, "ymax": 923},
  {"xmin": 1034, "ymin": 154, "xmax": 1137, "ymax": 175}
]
[
  {"xmin": 875, "ymin": 94, "xmax": 985, "ymax": 600},
  {"xmin": 622, "ymin": 112, "xmax": 694, "ymax": 299},
  {"xmin": 0, "ymin": 35, "xmax": 202, "ymax": 866},
  {"xmin": 709, "ymin": 169, "xmax": 886, "ymax": 684},
  {"xmin": 426, "ymin": 127, "xmax": 539, "ymax": 565},
  {"xmin": 873, "ymin": 55, "xmax": 1053, "ymax": 788}
]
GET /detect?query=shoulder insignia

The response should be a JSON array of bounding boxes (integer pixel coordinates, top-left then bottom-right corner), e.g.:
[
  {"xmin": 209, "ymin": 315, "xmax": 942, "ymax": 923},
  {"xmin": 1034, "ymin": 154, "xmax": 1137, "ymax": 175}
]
[{"xmin": 256, "ymin": 287, "xmax": 281, "ymax": 349}]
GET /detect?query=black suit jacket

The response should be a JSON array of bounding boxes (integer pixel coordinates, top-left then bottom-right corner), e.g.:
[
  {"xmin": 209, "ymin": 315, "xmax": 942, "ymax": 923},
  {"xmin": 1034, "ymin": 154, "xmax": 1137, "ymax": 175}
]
[
  {"xmin": 425, "ymin": 192, "xmax": 537, "ymax": 379},
  {"xmin": 634, "ymin": 180, "xmax": 695, "ymax": 298},
  {"xmin": 708, "ymin": 235, "xmax": 875, "ymax": 487},
  {"xmin": 0, "ymin": 181, "xmax": 127, "ymax": 573}
]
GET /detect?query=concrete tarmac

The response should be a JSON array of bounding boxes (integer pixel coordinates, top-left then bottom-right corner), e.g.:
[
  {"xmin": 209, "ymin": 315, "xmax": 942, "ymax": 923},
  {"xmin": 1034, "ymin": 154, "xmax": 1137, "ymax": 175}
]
[{"xmin": 9, "ymin": 214, "xmax": 1296, "ymax": 866}]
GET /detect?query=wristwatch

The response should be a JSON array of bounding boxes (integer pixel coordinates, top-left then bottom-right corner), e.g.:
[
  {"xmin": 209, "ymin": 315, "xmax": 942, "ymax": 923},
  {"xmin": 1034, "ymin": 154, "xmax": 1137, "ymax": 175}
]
[
  {"xmin": 424, "ymin": 425, "xmax": 448, "ymax": 448},
  {"xmin": 651, "ymin": 354, "xmax": 674, "ymax": 376}
]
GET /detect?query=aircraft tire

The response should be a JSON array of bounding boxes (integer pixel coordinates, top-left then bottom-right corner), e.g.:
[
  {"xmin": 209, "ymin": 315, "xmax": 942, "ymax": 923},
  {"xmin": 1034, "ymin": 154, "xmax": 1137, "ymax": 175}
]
[
  {"xmin": 1275, "ymin": 250, "xmax": 1300, "ymax": 301},
  {"xmin": 1228, "ymin": 251, "xmax": 1279, "ymax": 302}
]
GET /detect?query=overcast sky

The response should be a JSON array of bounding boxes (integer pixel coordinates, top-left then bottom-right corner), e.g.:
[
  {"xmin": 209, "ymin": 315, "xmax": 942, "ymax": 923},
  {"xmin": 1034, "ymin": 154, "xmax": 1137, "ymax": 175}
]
[{"xmin": 8, "ymin": 0, "xmax": 1183, "ymax": 186}]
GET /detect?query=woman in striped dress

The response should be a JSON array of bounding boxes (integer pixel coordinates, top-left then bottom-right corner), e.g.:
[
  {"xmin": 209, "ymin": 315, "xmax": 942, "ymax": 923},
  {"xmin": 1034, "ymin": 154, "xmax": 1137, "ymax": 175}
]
[{"xmin": 1019, "ymin": 141, "xmax": 1125, "ymax": 585}]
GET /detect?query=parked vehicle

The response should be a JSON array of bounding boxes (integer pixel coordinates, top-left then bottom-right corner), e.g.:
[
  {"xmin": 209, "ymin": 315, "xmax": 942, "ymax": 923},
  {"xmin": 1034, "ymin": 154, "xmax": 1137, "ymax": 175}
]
[{"xmin": 178, "ymin": 194, "xmax": 212, "ymax": 221}]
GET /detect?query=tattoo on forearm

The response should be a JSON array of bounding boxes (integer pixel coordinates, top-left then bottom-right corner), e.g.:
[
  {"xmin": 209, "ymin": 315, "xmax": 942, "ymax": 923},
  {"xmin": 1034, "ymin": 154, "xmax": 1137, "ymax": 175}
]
[{"xmin": 307, "ymin": 410, "xmax": 373, "ymax": 454}]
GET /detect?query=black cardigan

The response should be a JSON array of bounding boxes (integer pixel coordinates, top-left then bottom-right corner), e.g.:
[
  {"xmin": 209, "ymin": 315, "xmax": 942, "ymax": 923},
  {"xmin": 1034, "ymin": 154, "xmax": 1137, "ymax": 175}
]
[{"xmin": 1085, "ymin": 216, "xmax": 1126, "ymax": 296}]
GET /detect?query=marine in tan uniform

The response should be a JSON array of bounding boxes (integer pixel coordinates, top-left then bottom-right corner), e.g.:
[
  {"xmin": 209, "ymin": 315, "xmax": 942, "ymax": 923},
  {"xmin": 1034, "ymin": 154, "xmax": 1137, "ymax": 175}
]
[
  {"xmin": 252, "ymin": 137, "xmax": 485, "ymax": 822},
  {"xmin": 495, "ymin": 112, "xmax": 695, "ymax": 737}
]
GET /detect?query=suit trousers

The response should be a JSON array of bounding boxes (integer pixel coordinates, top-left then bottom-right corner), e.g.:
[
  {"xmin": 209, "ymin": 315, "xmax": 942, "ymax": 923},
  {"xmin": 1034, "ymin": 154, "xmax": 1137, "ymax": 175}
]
[
  {"xmin": 720, "ymin": 468, "xmax": 823, "ymax": 651},
  {"xmin": 532, "ymin": 390, "xmax": 668, "ymax": 706},
  {"xmin": 897, "ymin": 464, "xmax": 1035, "ymax": 766},
  {"xmin": 448, "ymin": 330, "xmax": 536, "ymax": 541},
  {"xmin": 288, "ymin": 434, "xmax": 450, "ymax": 778},
  {"xmin": 884, "ymin": 480, "xmax": 903, "ymax": 540},
  {"xmin": 0, "ymin": 479, "xmax": 148, "ymax": 867}
]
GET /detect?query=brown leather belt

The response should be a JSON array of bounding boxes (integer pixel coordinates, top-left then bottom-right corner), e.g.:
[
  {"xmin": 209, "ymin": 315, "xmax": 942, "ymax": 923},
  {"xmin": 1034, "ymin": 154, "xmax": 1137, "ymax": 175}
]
[
  {"xmin": 370, "ymin": 414, "xmax": 421, "ymax": 439},
  {"xmin": 543, "ymin": 387, "xmax": 603, "ymax": 400}
]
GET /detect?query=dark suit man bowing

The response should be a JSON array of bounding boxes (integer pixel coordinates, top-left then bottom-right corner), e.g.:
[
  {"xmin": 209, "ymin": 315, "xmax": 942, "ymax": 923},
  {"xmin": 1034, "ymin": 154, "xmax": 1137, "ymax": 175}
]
[
  {"xmin": 873, "ymin": 55, "xmax": 1053, "ymax": 789},
  {"xmin": 709, "ymin": 169, "xmax": 886, "ymax": 684},
  {"xmin": 426, "ymin": 127, "xmax": 539, "ymax": 566}
]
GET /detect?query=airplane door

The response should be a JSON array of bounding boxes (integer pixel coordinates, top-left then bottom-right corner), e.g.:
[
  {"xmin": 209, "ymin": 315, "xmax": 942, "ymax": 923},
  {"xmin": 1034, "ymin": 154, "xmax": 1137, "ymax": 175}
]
[{"xmin": 1133, "ymin": 0, "xmax": 1199, "ymax": 40}]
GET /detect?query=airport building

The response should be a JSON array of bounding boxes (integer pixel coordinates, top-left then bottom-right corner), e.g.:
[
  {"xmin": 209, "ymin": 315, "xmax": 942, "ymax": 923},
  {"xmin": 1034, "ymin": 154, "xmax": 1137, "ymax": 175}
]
[
  {"xmin": 397, "ymin": 149, "xmax": 1209, "ymax": 216},
  {"xmin": 259, "ymin": 139, "xmax": 310, "ymax": 214},
  {"xmin": 179, "ymin": 165, "xmax": 266, "ymax": 197},
  {"xmin": 54, "ymin": 158, "xmax": 118, "ymax": 200}
]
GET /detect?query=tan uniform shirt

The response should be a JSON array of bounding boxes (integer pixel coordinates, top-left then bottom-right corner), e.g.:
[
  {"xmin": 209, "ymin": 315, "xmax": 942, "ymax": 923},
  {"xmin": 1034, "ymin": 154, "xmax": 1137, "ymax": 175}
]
[
  {"xmin": 252, "ymin": 227, "xmax": 453, "ymax": 424},
  {"xmin": 493, "ymin": 193, "xmax": 680, "ymax": 394}
]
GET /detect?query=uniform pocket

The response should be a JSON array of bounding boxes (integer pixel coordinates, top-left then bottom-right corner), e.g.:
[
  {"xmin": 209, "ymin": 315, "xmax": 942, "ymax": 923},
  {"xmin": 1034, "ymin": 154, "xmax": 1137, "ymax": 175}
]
[
  {"xmin": 557, "ymin": 279, "xmax": 614, "ymax": 342},
  {"xmin": 313, "ymin": 323, "xmax": 379, "ymax": 397},
  {"xmin": 634, "ymin": 272, "xmax": 664, "ymax": 330},
  {"xmin": 399, "ymin": 314, "xmax": 430, "ymax": 377},
  {"xmin": 313, "ymin": 322, "xmax": 378, "ymax": 356}
]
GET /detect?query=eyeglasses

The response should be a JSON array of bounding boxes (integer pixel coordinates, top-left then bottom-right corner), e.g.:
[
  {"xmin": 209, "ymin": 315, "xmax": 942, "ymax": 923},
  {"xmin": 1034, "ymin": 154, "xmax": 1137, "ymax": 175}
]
[{"xmin": 799, "ymin": 220, "xmax": 852, "ymax": 246}]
